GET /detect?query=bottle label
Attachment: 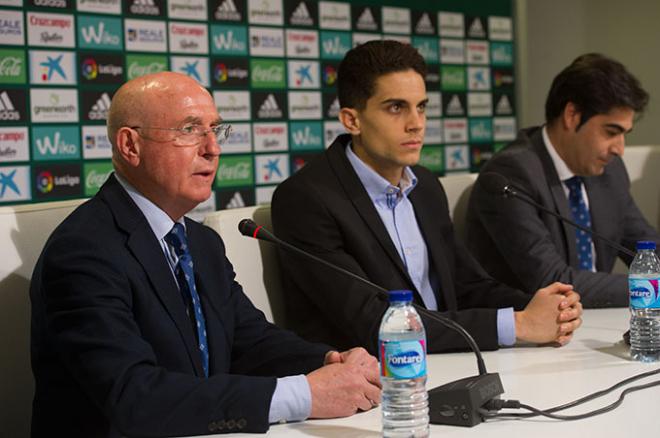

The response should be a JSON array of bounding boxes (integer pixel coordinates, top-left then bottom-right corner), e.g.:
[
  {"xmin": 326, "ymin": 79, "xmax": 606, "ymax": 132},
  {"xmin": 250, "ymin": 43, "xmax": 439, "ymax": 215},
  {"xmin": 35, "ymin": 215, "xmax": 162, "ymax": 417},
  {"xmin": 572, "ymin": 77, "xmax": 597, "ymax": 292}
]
[
  {"xmin": 629, "ymin": 278, "xmax": 660, "ymax": 309},
  {"xmin": 380, "ymin": 339, "xmax": 427, "ymax": 379}
]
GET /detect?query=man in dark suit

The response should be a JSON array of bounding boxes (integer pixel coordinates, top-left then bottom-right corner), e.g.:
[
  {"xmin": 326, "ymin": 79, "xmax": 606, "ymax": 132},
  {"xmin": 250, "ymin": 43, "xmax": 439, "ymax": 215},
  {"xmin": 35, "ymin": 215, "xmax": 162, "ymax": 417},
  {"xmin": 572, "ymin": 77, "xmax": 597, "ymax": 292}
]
[
  {"xmin": 466, "ymin": 54, "xmax": 659, "ymax": 307},
  {"xmin": 271, "ymin": 41, "xmax": 583, "ymax": 356},
  {"xmin": 30, "ymin": 72, "xmax": 380, "ymax": 438}
]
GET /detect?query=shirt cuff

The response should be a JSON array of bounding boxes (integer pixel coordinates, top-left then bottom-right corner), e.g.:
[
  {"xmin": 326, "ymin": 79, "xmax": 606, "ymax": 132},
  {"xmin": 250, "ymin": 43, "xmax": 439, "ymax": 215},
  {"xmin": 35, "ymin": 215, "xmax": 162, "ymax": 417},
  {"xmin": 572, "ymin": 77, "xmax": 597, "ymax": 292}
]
[
  {"xmin": 268, "ymin": 375, "xmax": 312, "ymax": 424},
  {"xmin": 497, "ymin": 307, "xmax": 516, "ymax": 347}
]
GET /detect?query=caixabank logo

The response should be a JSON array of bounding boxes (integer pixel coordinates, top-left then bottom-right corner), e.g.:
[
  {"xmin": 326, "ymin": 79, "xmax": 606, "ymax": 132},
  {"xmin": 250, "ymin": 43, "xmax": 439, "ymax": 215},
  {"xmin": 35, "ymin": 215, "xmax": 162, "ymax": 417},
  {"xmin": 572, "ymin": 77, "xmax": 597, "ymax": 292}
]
[
  {"xmin": 211, "ymin": 57, "xmax": 248, "ymax": 87},
  {"xmin": 81, "ymin": 89, "xmax": 114, "ymax": 122},
  {"xmin": 0, "ymin": 49, "xmax": 26, "ymax": 84},
  {"xmin": 80, "ymin": 53, "xmax": 124, "ymax": 85},
  {"xmin": 124, "ymin": 0, "xmax": 165, "ymax": 17},
  {"xmin": 285, "ymin": 0, "xmax": 317, "ymax": 27},
  {"xmin": 288, "ymin": 60, "xmax": 319, "ymax": 89},
  {"xmin": 252, "ymin": 92, "xmax": 286, "ymax": 120},
  {"xmin": 28, "ymin": 0, "xmax": 73, "ymax": 9},
  {"xmin": 210, "ymin": 24, "xmax": 248, "ymax": 55},
  {"xmin": 0, "ymin": 165, "xmax": 31, "ymax": 203},
  {"xmin": 77, "ymin": 15, "xmax": 123, "ymax": 51},
  {"xmin": 0, "ymin": 89, "xmax": 27, "ymax": 123},
  {"xmin": 33, "ymin": 163, "xmax": 82, "ymax": 200},
  {"xmin": 29, "ymin": 50, "xmax": 77, "ymax": 85},
  {"xmin": 171, "ymin": 56, "xmax": 210, "ymax": 87},
  {"xmin": 211, "ymin": 0, "xmax": 246, "ymax": 23},
  {"xmin": 31, "ymin": 125, "xmax": 80, "ymax": 161}
]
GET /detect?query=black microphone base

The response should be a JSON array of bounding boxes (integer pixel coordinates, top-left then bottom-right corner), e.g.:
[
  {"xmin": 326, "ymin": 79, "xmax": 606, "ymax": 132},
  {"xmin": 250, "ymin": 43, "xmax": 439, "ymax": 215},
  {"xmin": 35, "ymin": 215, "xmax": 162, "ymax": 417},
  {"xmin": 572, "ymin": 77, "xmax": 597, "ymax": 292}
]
[{"xmin": 428, "ymin": 373, "xmax": 504, "ymax": 427}]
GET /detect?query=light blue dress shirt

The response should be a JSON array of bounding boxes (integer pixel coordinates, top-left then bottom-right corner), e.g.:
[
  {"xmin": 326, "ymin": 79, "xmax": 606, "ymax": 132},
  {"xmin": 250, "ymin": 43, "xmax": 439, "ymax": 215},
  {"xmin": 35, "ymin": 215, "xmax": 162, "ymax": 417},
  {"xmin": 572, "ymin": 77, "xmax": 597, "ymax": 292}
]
[
  {"xmin": 115, "ymin": 174, "xmax": 311, "ymax": 423},
  {"xmin": 345, "ymin": 146, "xmax": 516, "ymax": 346}
]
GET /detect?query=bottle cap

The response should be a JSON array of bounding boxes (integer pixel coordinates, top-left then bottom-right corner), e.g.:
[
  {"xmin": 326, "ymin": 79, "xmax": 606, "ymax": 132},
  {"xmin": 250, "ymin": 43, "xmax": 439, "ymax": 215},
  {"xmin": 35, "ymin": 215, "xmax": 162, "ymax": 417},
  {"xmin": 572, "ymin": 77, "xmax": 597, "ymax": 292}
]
[
  {"xmin": 636, "ymin": 241, "xmax": 657, "ymax": 250},
  {"xmin": 388, "ymin": 290, "xmax": 413, "ymax": 303}
]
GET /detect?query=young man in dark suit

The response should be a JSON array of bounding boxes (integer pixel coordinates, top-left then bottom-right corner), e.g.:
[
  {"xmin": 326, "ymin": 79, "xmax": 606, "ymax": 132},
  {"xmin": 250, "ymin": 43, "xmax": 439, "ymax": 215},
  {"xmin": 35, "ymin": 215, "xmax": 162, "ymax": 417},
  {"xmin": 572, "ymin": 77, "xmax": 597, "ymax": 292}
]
[
  {"xmin": 271, "ymin": 41, "xmax": 583, "ymax": 355},
  {"xmin": 30, "ymin": 72, "xmax": 380, "ymax": 437},
  {"xmin": 466, "ymin": 54, "xmax": 659, "ymax": 307}
]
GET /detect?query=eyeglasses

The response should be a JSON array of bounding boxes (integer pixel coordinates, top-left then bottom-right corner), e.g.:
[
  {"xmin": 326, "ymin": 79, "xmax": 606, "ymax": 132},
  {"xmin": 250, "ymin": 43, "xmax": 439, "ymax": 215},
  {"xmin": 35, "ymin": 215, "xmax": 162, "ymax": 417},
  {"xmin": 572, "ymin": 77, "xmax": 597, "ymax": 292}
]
[{"xmin": 130, "ymin": 124, "xmax": 233, "ymax": 147}]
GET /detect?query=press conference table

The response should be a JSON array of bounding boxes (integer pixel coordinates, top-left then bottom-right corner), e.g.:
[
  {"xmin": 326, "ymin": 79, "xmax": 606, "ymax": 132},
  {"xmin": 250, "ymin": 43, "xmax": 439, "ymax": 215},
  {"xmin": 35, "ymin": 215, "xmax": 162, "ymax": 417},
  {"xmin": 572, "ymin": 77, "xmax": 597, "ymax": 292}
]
[{"xmin": 202, "ymin": 308, "xmax": 660, "ymax": 437}]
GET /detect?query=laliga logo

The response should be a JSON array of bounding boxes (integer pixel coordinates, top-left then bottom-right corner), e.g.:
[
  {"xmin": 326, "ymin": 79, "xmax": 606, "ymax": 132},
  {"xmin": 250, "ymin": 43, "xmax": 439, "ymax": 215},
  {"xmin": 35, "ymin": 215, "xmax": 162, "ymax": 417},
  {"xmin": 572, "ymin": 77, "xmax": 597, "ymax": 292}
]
[
  {"xmin": 388, "ymin": 350, "xmax": 423, "ymax": 367},
  {"xmin": 214, "ymin": 63, "xmax": 228, "ymax": 82},
  {"xmin": 82, "ymin": 58, "xmax": 98, "ymax": 80},
  {"xmin": 323, "ymin": 65, "xmax": 336, "ymax": 86},
  {"xmin": 36, "ymin": 170, "xmax": 54, "ymax": 193}
]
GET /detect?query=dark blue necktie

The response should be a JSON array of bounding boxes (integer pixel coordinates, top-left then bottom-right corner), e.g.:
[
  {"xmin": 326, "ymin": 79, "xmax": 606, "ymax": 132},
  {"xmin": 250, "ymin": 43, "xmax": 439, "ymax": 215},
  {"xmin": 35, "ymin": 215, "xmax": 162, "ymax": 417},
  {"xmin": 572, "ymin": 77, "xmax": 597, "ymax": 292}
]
[
  {"xmin": 165, "ymin": 223, "xmax": 209, "ymax": 377},
  {"xmin": 565, "ymin": 176, "xmax": 594, "ymax": 271}
]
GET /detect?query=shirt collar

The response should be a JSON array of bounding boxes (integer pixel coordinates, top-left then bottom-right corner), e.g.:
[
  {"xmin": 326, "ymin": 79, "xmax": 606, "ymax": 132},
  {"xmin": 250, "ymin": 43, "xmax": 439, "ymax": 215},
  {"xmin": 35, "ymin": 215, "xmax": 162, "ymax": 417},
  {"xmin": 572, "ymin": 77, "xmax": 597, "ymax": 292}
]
[
  {"xmin": 115, "ymin": 173, "xmax": 184, "ymax": 241},
  {"xmin": 345, "ymin": 141, "xmax": 417, "ymax": 208},
  {"xmin": 542, "ymin": 125, "xmax": 575, "ymax": 182}
]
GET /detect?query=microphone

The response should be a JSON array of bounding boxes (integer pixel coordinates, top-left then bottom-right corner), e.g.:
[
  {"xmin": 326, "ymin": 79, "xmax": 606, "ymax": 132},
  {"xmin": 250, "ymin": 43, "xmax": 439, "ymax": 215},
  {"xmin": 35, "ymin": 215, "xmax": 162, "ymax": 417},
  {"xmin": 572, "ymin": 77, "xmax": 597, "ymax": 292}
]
[
  {"xmin": 479, "ymin": 172, "xmax": 635, "ymax": 258},
  {"xmin": 239, "ymin": 218, "xmax": 504, "ymax": 427}
]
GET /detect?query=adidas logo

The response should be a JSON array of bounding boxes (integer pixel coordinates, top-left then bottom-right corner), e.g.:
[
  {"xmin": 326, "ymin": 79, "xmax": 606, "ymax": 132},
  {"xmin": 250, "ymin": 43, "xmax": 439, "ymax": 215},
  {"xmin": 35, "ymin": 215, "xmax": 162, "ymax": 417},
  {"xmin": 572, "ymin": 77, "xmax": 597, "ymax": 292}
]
[
  {"xmin": 258, "ymin": 94, "xmax": 283, "ymax": 119},
  {"xmin": 468, "ymin": 18, "xmax": 486, "ymax": 38},
  {"xmin": 225, "ymin": 191, "xmax": 245, "ymax": 209},
  {"xmin": 0, "ymin": 91, "xmax": 20, "ymax": 121},
  {"xmin": 88, "ymin": 93, "xmax": 111, "ymax": 120},
  {"xmin": 326, "ymin": 97, "xmax": 340, "ymax": 118},
  {"xmin": 215, "ymin": 0, "xmax": 241, "ymax": 21},
  {"xmin": 290, "ymin": 1, "xmax": 313, "ymax": 26},
  {"xmin": 356, "ymin": 7, "xmax": 377, "ymax": 31},
  {"xmin": 415, "ymin": 12, "xmax": 435, "ymax": 34},
  {"xmin": 130, "ymin": 0, "xmax": 160, "ymax": 15},
  {"xmin": 495, "ymin": 95, "xmax": 512, "ymax": 115},
  {"xmin": 446, "ymin": 95, "xmax": 464, "ymax": 116}
]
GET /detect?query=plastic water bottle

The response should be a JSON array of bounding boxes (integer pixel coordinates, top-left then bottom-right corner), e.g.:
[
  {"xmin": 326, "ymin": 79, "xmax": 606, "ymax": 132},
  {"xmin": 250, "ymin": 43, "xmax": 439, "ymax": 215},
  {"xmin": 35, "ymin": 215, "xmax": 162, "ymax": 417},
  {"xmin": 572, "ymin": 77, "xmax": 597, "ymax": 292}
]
[
  {"xmin": 629, "ymin": 241, "xmax": 660, "ymax": 362},
  {"xmin": 379, "ymin": 290, "xmax": 429, "ymax": 437}
]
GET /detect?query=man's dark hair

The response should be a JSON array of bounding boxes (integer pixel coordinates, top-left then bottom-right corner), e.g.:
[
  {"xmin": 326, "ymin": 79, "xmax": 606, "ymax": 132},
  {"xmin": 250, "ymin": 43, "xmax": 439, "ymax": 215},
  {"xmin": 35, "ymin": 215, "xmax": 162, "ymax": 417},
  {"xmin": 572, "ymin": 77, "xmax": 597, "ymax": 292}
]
[
  {"xmin": 545, "ymin": 53, "xmax": 649, "ymax": 129},
  {"xmin": 337, "ymin": 40, "xmax": 427, "ymax": 110}
]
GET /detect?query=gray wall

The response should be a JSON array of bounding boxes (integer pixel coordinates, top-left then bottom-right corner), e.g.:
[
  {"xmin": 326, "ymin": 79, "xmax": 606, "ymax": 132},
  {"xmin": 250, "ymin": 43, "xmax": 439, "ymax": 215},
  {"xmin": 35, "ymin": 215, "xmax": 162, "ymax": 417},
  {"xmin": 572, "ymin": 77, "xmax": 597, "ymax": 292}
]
[{"xmin": 515, "ymin": 0, "xmax": 660, "ymax": 145}]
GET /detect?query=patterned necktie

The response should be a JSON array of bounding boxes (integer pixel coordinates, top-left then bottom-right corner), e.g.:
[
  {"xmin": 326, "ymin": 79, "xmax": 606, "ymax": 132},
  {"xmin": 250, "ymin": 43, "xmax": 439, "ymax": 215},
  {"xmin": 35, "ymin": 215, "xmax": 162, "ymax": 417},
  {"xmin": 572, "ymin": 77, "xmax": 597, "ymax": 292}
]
[
  {"xmin": 164, "ymin": 223, "xmax": 209, "ymax": 377},
  {"xmin": 565, "ymin": 176, "xmax": 594, "ymax": 271}
]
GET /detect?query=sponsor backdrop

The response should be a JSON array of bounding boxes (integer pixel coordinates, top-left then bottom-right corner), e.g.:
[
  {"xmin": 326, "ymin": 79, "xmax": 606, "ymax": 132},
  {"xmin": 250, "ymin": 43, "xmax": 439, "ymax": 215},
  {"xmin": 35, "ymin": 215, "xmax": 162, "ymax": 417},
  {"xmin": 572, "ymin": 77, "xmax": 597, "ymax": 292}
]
[{"xmin": 0, "ymin": 0, "xmax": 515, "ymax": 212}]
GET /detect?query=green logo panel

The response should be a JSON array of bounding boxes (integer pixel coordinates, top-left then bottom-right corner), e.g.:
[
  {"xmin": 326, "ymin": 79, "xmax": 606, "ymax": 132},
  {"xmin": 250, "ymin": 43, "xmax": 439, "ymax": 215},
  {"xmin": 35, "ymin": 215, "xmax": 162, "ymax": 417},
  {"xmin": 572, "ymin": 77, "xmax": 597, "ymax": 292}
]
[
  {"xmin": 441, "ymin": 66, "xmax": 466, "ymax": 91},
  {"xmin": 83, "ymin": 161, "xmax": 113, "ymax": 196},
  {"xmin": 289, "ymin": 122, "xmax": 323, "ymax": 151},
  {"xmin": 211, "ymin": 25, "xmax": 248, "ymax": 56},
  {"xmin": 412, "ymin": 37, "xmax": 439, "ymax": 64},
  {"xmin": 491, "ymin": 42, "xmax": 514, "ymax": 66},
  {"xmin": 320, "ymin": 31, "xmax": 351, "ymax": 60},
  {"xmin": 31, "ymin": 126, "xmax": 80, "ymax": 161},
  {"xmin": 215, "ymin": 154, "xmax": 253, "ymax": 188},
  {"xmin": 250, "ymin": 59, "xmax": 285, "ymax": 89},
  {"xmin": 469, "ymin": 118, "xmax": 493, "ymax": 143},
  {"xmin": 419, "ymin": 146, "xmax": 443, "ymax": 173},
  {"xmin": 0, "ymin": 49, "xmax": 26, "ymax": 84},
  {"xmin": 77, "ymin": 15, "xmax": 123, "ymax": 51},
  {"xmin": 125, "ymin": 54, "xmax": 168, "ymax": 80}
]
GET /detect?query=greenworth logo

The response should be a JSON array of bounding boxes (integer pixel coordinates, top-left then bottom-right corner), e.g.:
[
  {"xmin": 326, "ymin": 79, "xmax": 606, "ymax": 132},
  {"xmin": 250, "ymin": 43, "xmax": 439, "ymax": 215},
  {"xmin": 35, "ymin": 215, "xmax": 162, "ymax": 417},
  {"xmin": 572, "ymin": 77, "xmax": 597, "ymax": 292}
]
[
  {"xmin": 215, "ymin": 155, "xmax": 253, "ymax": 188},
  {"xmin": 412, "ymin": 37, "xmax": 439, "ymax": 64},
  {"xmin": 0, "ymin": 49, "xmax": 26, "ymax": 84},
  {"xmin": 251, "ymin": 59, "xmax": 285, "ymax": 89},
  {"xmin": 77, "ymin": 15, "xmax": 123, "ymax": 51},
  {"xmin": 469, "ymin": 118, "xmax": 493, "ymax": 143},
  {"xmin": 84, "ymin": 161, "xmax": 113, "ymax": 196},
  {"xmin": 491, "ymin": 42, "xmax": 513, "ymax": 66},
  {"xmin": 126, "ymin": 54, "xmax": 168, "ymax": 80},
  {"xmin": 320, "ymin": 31, "xmax": 351, "ymax": 60},
  {"xmin": 32, "ymin": 126, "xmax": 80, "ymax": 161},
  {"xmin": 211, "ymin": 25, "xmax": 248, "ymax": 56},
  {"xmin": 419, "ymin": 146, "xmax": 443, "ymax": 173},
  {"xmin": 441, "ymin": 66, "xmax": 466, "ymax": 91},
  {"xmin": 289, "ymin": 122, "xmax": 323, "ymax": 151}
]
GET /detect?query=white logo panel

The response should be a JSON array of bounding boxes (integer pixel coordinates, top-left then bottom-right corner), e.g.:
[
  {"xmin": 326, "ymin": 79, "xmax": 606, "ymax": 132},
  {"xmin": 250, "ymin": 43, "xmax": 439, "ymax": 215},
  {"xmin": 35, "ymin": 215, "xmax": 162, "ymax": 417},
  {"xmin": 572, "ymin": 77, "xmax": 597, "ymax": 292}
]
[
  {"xmin": 253, "ymin": 122, "xmax": 288, "ymax": 152},
  {"xmin": 221, "ymin": 122, "xmax": 252, "ymax": 154},
  {"xmin": 214, "ymin": 91, "xmax": 251, "ymax": 121},
  {"xmin": 168, "ymin": 0, "xmax": 207, "ymax": 21},
  {"xmin": 76, "ymin": 0, "xmax": 121, "ymax": 14},
  {"xmin": 439, "ymin": 39, "xmax": 464, "ymax": 64},
  {"xmin": 0, "ymin": 9, "xmax": 24, "ymax": 45},
  {"xmin": 382, "ymin": 6, "xmax": 410, "ymax": 34},
  {"xmin": 29, "ymin": 50, "xmax": 76, "ymax": 85},
  {"xmin": 0, "ymin": 127, "xmax": 29, "ymax": 162},
  {"xmin": 323, "ymin": 120, "xmax": 345, "ymax": 148},
  {"xmin": 319, "ymin": 1, "xmax": 350, "ymax": 30},
  {"xmin": 352, "ymin": 32, "xmax": 380, "ymax": 47},
  {"xmin": 250, "ymin": 26, "xmax": 285, "ymax": 57},
  {"xmin": 82, "ymin": 125, "xmax": 112, "ymax": 159},
  {"xmin": 488, "ymin": 16, "xmax": 512, "ymax": 41},
  {"xmin": 424, "ymin": 118, "xmax": 442, "ymax": 145},
  {"xmin": 124, "ymin": 19, "xmax": 167, "ymax": 52},
  {"xmin": 493, "ymin": 117, "xmax": 516, "ymax": 141},
  {"xmin": 467, "ymin": 92, "xmax": 492, "ymax": 117},
  {"xmin": 0, "ymin": 165, "xmax": 31, "ymax": 202},
  {"xmin": 30, "ymin": 88, "xmax": 79, "ymax": 123},
  {"xmin": 255, "ymin": 153, "xmax": 288, "ymax": 184},
  {"xmin": 438, "ymin": 12, "xmax": 464, "ymax": 37},
  {"xmin": 426, "ymin": 92, "xmax": 442, "ymax": 118},
  {"xmin": 168, "ymin": 22, "xmax": 208, "ymax": 54},
  {"xmin": 287, "ymin": 60, "xmax": 319, "ymax": 89},
  {"xmin": 466, "ymin": 40, "xmax": 489, "ymax": 65},
  {"xmin": 288, "ymin": 91, "xmax": 321, "ymax": 120},
  {"xmin": 285, "ymin": 29, "xmax": 318, "ymax": 58},
  {"xmin": 170, "ymin": 56, "xmax": 210, "ymax": 87},
  {"xmin": 248, "ymin": 0, "xmax": 283, "ymax": 25},
  {"xmin": 27, "ymin": 12, "xmax": 75, "ymax": 47},
  {"xmin": 443, "ymin": 118, "xmax": 468, "ymax": 143},
  {"xmin": 445, "ymin": 145, "xmax": 470, "ymax": 171}
]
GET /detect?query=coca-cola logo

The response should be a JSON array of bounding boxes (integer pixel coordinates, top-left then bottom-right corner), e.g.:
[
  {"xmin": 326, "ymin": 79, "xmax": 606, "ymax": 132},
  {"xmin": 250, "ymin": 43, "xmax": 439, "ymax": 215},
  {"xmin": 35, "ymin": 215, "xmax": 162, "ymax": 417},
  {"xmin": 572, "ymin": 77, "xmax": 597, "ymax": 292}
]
[
  {"xmin": 128, "ymin": 61, "xmax": 165, "ymax": 78},
  {"xmin": 0, "ymin": 57, "xmax": 22, "ymax": 77}
]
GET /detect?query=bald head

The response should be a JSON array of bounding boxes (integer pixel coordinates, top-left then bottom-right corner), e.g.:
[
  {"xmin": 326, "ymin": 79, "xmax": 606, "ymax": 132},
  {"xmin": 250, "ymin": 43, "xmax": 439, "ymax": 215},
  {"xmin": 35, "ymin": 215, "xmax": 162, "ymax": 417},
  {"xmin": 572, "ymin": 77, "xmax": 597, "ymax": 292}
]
[{"xmin": 107, "ymin": 72, "xmax": 211, "ymax": 149}]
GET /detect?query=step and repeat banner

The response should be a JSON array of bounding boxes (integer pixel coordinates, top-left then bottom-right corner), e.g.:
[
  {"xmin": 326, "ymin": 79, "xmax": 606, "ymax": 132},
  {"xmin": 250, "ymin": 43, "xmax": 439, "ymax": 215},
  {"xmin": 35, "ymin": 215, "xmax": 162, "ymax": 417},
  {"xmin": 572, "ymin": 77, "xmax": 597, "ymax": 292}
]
[{"xmin": 0, "ymin": 0, "xmax": 515, "ymax": 213}]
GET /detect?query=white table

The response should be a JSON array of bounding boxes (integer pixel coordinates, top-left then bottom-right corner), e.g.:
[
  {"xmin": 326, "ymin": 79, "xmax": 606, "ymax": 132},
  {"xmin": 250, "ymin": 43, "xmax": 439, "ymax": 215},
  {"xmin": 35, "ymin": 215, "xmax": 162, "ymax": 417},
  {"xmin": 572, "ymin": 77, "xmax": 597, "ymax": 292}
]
[{"xmin": 208, "ymin": 308, "xmax": 660, "ymax": 437}]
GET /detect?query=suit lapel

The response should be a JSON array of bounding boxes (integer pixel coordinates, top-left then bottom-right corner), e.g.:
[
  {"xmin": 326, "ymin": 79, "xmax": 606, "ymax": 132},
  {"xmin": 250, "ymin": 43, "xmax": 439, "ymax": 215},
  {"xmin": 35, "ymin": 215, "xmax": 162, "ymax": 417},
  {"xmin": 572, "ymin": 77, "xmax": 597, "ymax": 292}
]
[
  {"xmin": 100, "ymin": 175, "xmax": 205, "ymax": 376},
  {"xmin": 532, "ymin": 132, "xmax": 579, "ymax": 267},
  {"xmin": 326, "ymin": 136, "xmax": 413, "ymax": 286}
]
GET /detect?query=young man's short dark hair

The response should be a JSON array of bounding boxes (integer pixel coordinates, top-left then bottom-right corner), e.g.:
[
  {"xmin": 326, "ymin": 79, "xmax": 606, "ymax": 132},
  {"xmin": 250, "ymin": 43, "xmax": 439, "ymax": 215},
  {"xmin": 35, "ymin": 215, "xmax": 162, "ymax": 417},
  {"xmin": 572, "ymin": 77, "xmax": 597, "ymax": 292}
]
[
  {"xmin": 337, "ymin": 40, "xmax": 427, "ymax": 110},
  {"xmin": 545, "ymin": 53, "xmax": 649, "ymax": 129}
]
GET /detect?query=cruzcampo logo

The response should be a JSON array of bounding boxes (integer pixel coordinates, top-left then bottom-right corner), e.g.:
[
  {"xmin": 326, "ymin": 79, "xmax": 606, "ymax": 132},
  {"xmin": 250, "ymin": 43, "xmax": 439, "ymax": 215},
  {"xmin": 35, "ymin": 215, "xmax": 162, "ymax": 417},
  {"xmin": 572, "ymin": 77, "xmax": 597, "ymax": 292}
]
[
  {"xmin": 250, "ymin": 58, "xmax": 285, "ymax": 89},
  {"xmin": 83, "ymin": 160, "xmax": 113, "ymax": 196},
  {"xmin": 419, "ymin": 146, "xmax": 443, "ymax": 173},
  {"xmin": 0, "ymin": 49, "xmax": 26, "ymax": 84},
  {"xmin": 441, "ymin": 65, "xmax": 466, "ymax": 91},
  {"xmin": 125, "ymin": 54, "xmax": 168, "ymax": 80},
  {"xmin": 412, "ymin": 37, "xmax": 439, "ymax": 64},
  {"xmin": 210, "ymin": 24, "xmax": 248, "ymax": 56},
  {"xmin": 289, "ymin": 121, "xmax": 322, "ymax": 151},
  {"xmin": 215, "ymin": 154, "xmax": 253, "ymax": 188},
  {"xmin": 491, "ymin": 42, "xmax": 513, "ymax": 67},
  {"xmin": 77, "ymin": 15, "xmax": 123, "ymax": 51},
  {"xmin": 320, "ymin": 31, "xmax": 350, "ymax": 60},
  {"xmin": 469, "ymin": 118, "xmax": 493, "ymax": 143},
  {"xmin": 31, "ymin": 126, "xmax": 80, "ymax": 161}
]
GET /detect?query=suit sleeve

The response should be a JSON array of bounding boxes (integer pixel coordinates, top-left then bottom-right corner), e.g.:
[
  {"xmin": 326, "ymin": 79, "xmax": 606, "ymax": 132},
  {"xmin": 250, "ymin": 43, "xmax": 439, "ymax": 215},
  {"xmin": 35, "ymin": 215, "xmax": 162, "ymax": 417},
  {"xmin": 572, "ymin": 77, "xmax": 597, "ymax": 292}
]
[{"xmin": 469, "ymin": 154, "xmax": 630, "ymax": 307}]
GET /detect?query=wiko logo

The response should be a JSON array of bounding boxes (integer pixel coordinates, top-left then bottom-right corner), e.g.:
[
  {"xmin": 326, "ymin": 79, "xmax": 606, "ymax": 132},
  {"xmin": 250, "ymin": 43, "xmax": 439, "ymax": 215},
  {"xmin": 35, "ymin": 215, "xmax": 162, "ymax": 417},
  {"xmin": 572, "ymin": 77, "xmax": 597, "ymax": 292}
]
[
  {"xmin": 81, "ymin": 22, "xmax": 119, "ymax": 45},
  {"xmin": 212, "ymin": 26, "xmax": 247, "ymax": 54},
  {"xmin": 78, "ymin": 16, "xmax": 122, "ymax": 49},
  {"xmin": 322, "ymin": 36, "xmax": 349, "ymax": 56},
  {"xmin": 35, "ymin": 132, "xmax": 77, "ymax": 158},
  {"xmin": 292, "ymin": 126, "xmax": 320, "ymax": 146}
]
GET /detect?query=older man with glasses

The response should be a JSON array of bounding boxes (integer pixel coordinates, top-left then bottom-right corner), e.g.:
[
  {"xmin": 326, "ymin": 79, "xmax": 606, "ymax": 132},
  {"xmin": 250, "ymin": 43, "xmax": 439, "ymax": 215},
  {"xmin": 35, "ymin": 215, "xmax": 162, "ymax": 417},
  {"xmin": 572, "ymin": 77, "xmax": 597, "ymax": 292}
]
[{"xmin": 29, "ymin": 71, "xmax": 380, "ymax": 438}]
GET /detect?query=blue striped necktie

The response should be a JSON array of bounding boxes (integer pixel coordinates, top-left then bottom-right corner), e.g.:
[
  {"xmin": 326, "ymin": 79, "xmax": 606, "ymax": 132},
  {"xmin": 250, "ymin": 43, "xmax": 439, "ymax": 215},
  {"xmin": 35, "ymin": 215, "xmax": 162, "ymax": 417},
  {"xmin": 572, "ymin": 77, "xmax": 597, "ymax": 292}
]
[
  {"xmin": 165, "ymin": 223, "xmax": 209, "ymax": 377},
  {"xmin": 565, "ymin": 176, "xmax": 594, "ymax": 271}
]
